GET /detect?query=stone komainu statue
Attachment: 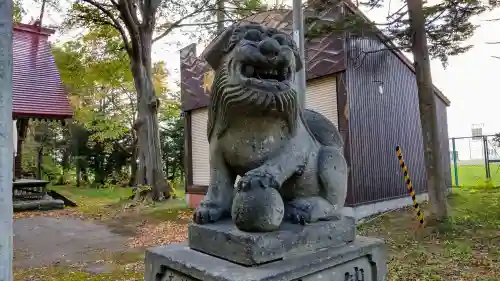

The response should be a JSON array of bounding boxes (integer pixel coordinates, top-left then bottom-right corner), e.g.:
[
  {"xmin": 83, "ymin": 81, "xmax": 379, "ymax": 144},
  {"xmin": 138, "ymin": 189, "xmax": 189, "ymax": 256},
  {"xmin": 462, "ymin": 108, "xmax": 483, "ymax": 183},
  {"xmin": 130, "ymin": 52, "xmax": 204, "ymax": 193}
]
[{"xmin": 193, "ymin": 23, "xmax": 348, "ymax": 232}]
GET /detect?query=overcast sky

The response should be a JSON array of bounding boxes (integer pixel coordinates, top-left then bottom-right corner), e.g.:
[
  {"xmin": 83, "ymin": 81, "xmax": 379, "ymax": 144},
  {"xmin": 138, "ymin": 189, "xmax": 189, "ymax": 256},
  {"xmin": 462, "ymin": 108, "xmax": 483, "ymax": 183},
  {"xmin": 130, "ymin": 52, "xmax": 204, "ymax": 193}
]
[{"xmin": 20, "ymin": 0, "xmax": 500, "ymax": 141}]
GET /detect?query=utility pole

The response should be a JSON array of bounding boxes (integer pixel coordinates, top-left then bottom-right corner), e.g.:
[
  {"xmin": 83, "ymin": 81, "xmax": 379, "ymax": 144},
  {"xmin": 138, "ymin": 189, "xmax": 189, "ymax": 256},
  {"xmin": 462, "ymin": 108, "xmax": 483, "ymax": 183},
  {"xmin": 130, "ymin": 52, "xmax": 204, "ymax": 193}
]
[
  {"xmin": 292, "ymin": 0, "xmax": 306, "ymax": 108},
  {"xmin": 0, "ymin": 0, "xmax": 14, "ymax": 279},
  {"xmin": 407, "ymin": 0, "xmax": 448, "ymax": 220}
]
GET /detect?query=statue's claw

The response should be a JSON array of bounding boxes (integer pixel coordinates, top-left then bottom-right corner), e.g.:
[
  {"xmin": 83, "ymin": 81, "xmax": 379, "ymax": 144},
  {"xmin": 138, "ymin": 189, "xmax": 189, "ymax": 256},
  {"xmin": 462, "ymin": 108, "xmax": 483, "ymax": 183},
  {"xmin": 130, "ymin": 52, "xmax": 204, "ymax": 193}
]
[
  {"xmin": 237, "ymin": 170, "xmax": 280, "ymax": 192},
  {"xmin": 295, "ymin": 163, "xmax": 306, "ymax": 176},
  {"xmin": 285, "ymin": 201, "xmax": 313, "ymax": 225},
  {"xmin": 193, "ymin": 206, "xmax": 223, "ymax": 224}
]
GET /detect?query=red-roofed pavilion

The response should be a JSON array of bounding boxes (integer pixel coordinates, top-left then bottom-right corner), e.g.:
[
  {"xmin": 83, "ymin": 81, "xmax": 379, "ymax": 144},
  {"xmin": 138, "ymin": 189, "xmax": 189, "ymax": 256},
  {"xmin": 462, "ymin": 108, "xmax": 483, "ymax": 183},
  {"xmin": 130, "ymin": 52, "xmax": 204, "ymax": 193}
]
[{"xmin": 12, "ymin": 23, "xmax": 72, "ymax": 179}]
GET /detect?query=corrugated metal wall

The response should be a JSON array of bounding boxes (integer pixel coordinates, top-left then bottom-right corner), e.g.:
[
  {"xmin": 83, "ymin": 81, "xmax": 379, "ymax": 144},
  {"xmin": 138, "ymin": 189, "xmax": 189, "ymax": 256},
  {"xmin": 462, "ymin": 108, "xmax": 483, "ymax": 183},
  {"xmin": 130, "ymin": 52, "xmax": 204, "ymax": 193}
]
[
  {"xmin": 436, "ymin": 96, "xmax": 452, "ymax": 188},
  {"xmin": 346, "ymin": 37, "xmax": 451, "ymax": 206}
]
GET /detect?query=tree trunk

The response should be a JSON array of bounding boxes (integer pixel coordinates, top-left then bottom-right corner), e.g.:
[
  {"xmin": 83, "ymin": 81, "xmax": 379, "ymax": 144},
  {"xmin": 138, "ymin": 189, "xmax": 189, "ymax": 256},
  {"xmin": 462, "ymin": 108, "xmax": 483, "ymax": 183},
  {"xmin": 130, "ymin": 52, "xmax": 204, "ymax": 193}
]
[
  {"xmin": 165, "ymin": 144, "xmax": 169, "ymax": 177},
  {"xmin": 82, "ymin": 167, "xmax": 89, "ymax": 183},
  {"xmin": 76, "ymin": 157, "xmax": 81, "ymax": 187},
  {"xmin": 36, "ymin": 147, "xmax": 43, "ymax": 180},
  {"xmin": 128, "ymin": 137, "xmax": 138, "ymax": 187},
  {"xmin": 60, "ymin": 146, "xmax": 70, "ymax": 185},
  {"xmin": 130, "ymin": 30, "xmax": 171, "ymax": 201},
  {"xmin": 407, "ymin": 0, "xmax": 448, "ymax": 220}
]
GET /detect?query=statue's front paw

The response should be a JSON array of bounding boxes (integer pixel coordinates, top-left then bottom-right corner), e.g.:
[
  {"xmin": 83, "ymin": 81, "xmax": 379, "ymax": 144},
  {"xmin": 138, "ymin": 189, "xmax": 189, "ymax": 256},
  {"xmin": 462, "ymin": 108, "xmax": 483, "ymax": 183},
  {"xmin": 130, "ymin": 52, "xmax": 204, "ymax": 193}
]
[
  {"xmin": 237, "ymin": 170, "xmax": 280, "ymax": 192},
  {"xmin": 295, "ymin": 163, "xmax": 306, "ymax": 176},
  {"xmin": 193, "ymin": 206, "xmax": 223, "ymax": 224},
  {"xmin": 285, "ymin": 202, "xmax": 313, "ymax": 225}
]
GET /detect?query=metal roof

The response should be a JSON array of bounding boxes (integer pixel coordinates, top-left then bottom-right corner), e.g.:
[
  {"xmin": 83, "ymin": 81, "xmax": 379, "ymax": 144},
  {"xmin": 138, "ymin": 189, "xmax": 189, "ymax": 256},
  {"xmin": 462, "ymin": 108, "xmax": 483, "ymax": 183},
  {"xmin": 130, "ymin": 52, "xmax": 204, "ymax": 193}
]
[
  {"xmin": 180, "ymin": 3, "xmax": 451, "ymax": 111},
  {"xmin": 180, "ymin": 7, "xmax": 346, "ymax": 112},
  {"xmin": 12, "ymin": 23, "xmax": 72, "ymax": 119}
]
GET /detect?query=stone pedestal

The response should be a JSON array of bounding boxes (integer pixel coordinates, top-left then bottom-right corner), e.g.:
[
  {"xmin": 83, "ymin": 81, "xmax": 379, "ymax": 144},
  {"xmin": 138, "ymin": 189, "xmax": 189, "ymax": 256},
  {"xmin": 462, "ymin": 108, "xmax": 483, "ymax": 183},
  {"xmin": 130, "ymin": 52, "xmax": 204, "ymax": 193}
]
[
  {"xmin": 146, "ymin": 236, "xmax": 386, "ymax": 281},
  {"xmin": 145, "ymin": 217, "xmax": 388, "ymax": 281}
]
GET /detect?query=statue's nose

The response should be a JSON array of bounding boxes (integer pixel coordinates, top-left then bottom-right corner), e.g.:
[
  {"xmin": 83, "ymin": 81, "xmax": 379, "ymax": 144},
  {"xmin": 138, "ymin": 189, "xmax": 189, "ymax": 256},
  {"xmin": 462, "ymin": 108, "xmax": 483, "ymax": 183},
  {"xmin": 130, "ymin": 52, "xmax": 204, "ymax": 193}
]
[{"xmin": 258, "ymin": 38, "xmax": 281, "ymax": 58}]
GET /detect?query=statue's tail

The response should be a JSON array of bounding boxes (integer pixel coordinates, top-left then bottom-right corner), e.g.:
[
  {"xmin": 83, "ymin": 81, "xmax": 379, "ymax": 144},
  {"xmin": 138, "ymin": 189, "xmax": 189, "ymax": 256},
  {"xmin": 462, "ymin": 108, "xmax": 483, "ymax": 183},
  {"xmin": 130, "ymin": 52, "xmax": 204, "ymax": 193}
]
[{"xmin": 302, "ymin": 109, "xmax": 344, "ymax": 149}]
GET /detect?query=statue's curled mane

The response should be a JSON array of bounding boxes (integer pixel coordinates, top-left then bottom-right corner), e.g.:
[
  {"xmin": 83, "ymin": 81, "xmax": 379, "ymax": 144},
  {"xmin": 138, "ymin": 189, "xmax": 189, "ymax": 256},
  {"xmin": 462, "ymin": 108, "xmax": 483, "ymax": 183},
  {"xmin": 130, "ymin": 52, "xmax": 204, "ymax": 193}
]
[{"xmin": 206, "ymin": 61, "xmax": 299, "ymax": 141}]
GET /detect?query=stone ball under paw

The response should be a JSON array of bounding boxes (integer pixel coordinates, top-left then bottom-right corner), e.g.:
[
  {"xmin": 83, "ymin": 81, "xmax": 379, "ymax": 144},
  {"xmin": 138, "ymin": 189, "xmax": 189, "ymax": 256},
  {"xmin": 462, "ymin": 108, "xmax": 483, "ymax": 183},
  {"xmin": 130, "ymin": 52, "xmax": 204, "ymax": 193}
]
[{"xmin": 231, "ymin": 187, "xmax": 284, "ymax": 232}]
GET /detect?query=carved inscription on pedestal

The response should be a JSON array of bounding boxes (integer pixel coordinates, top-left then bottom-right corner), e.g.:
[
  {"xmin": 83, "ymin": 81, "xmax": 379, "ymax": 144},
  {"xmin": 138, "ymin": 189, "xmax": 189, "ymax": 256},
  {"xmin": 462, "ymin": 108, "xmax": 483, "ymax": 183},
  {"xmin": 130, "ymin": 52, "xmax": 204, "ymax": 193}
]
[
  {"xmin": 344, "ymin": 267, "xmax": 365, "ymax": 281},
  {"xmin": 298, "ymin": 256, "xmax": 372, "ymax": 281},
  {"xmin": 156, "ymin": 266, "xmax": 199, "ymax": 281}
]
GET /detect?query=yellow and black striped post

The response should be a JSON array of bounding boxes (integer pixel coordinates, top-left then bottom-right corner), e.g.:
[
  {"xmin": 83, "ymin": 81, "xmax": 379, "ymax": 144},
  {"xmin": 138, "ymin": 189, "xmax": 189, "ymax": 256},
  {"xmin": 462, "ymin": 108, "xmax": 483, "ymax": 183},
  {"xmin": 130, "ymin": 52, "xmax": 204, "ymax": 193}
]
[{"xmin": 395, "ymin": 146, "xmax": 424, "ymax": 225}]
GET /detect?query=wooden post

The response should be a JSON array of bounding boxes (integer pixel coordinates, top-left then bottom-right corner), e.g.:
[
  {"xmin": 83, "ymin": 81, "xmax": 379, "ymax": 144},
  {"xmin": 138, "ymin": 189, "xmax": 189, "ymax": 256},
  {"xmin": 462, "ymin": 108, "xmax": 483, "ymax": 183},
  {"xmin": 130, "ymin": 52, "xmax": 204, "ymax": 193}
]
[
  {"xmin": 0, "ymin": 0, "xmax": 14, "ymax": 279},
  {"xmin": 451, "ymin": 138, "xmax": 459, "ymax": 186}
]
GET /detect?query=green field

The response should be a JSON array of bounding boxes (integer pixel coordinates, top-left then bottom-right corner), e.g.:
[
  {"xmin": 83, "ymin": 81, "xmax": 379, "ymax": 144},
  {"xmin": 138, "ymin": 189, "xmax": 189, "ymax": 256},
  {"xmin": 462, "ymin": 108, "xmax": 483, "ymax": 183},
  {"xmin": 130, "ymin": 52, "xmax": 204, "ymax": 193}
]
[{"xmin": 451, "ymin": 163, "xmax": 500, "ymax": 187}]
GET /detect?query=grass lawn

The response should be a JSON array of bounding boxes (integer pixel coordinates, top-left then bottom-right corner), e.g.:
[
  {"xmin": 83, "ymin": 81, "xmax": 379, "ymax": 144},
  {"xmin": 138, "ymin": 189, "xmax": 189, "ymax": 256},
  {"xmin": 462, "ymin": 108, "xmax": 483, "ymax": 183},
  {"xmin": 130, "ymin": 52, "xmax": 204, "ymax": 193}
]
[
  {"xmin": 360, "ymin": 187, "xmax": 500, "ymax": 280},
  {"xmin": 42, "ymin": 184, "xmax": 187, "ymax": 220},
  {"xmin": 452, "ymin": 163, "xmax": 500, "ymax": 187},
  {"xmin": 13, "ymin": 186, "xmax": 500, "ymax": 280}
]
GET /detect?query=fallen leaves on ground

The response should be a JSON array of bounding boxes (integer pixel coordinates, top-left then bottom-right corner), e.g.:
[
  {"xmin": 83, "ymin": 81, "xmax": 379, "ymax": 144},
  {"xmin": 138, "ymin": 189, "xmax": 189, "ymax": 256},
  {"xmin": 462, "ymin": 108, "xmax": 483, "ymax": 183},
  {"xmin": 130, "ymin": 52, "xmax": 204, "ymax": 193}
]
[
  {"xmin": 358, "ymin": 188, "xmax": 500, "ymax": 281},
  {"xmin": 15, "ymin": 187, "xmax": 500, "ymax": 281},
  {"xmin": 127, "ymin": 210, "xmax": 192, "ymax": 248},
  {"xmin": 14, "ymin": 208, "xmax": 87, "ymax": 220}
]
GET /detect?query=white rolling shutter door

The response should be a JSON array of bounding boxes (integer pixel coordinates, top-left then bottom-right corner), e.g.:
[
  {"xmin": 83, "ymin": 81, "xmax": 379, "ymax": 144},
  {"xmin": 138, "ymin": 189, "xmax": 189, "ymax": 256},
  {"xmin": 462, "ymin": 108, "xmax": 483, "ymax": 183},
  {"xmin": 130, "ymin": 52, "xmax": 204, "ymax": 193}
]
[
  {"xmin": 305, "ymin": 75, "xmax": 338, "ymax": 127},
  {"xmin": 191, "ymin": 108, "xmax": 210, "ymax": 186}
]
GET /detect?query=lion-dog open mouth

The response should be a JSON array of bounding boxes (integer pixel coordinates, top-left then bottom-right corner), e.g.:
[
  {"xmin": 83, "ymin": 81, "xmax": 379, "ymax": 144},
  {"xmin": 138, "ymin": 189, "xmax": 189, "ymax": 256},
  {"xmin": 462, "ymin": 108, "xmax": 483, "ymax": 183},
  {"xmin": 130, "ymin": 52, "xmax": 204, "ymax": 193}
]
[{"xmin": 230, "ymin": 28, "xmax": 299, "ymax": 93}]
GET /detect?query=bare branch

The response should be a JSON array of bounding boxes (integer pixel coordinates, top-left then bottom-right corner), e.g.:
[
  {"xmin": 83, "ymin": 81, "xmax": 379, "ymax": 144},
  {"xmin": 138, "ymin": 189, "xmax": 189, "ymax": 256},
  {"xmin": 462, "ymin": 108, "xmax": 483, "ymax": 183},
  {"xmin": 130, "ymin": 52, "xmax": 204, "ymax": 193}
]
[
  {"xmin": 425, "ymin": 7, "xmax": 447, "ymax": 27},
  {"xmin": 81, "ymin": 0, "xmax": 132, "ymax": 54},
  {"xmin": 386, "ymin": 3, "xmax": 407, "ymax": 21},
  {"xmin": 152, "ymin": 0, "xmax": 213, "ymax": 43}
]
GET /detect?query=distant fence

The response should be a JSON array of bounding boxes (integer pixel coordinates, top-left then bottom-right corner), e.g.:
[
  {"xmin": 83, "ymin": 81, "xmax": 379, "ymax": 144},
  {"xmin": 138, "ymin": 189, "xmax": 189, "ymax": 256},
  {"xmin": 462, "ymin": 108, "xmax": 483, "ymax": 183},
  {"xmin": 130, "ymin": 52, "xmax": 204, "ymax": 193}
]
[{"xmin": 450, "ymin": 135, "xmax": 500, "ymax": 187}]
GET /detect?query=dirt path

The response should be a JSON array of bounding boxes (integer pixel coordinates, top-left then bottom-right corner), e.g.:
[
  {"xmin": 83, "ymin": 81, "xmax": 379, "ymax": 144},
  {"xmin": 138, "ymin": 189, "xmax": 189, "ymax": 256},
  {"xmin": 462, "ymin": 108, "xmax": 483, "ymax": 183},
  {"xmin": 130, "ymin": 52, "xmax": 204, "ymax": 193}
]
[{"xmin": 13, "ymin": 216, "xmax": 132, "ymax": 269}]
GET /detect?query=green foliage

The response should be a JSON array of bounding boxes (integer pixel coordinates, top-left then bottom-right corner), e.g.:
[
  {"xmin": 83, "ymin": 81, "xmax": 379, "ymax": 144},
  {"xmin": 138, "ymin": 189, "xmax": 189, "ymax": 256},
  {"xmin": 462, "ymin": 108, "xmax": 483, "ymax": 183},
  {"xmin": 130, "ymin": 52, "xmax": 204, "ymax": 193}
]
[
  {"xmin": 13, "ymin": 0, "xmax": 25, "ymax": 23},
  {"xmin": 61, "ymin": 0, "xmax": 272, "ymax": 51},
  {"xmin": 160, "ymin": 99, "xmax": 184, "ymax": 179},
  {"xmin": 226, "ymin": 0, "xmax": 268, "ymax": 18},
  {"xmin": 54, "ymin": 0, "xmax": 272, "ymax": 198},
  {"xmin": 50, "ymin": 29, "xmax": 134, "ymax": 187},
  {"xmin": 19, "ymin": 0, "xmax": 268, "ymax": 194},
  {"xmin": 17, "ymin": 23, "xmax": 184, "ymax": 188},
  {"xmin": 307, "ymin": 0, "xmax": 493, "ymax": 66}
]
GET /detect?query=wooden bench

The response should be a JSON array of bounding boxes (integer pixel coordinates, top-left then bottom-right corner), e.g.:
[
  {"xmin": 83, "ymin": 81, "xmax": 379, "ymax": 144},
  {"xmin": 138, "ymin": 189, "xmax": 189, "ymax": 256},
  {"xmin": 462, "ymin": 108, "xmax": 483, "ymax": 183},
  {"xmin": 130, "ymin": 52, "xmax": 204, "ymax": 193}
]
[{"xmin": 13, "ymin": 179, "xmax": 50, "ymax": 200}]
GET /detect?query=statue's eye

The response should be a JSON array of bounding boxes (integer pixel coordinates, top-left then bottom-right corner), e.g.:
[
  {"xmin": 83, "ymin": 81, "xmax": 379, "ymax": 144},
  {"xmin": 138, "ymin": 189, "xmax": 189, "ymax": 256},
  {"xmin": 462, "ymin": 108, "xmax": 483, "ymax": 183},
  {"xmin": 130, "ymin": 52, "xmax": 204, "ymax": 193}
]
[{"xmin": 244, "ymin": 29, "xmax": 262, "ymax": 41}]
